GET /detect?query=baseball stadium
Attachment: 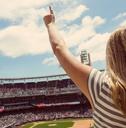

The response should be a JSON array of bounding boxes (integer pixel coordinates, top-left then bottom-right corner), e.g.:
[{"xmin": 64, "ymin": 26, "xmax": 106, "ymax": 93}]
[
  {"xmin": 0, "ymin": 51, "xmax": 94, "ymax": 128},
  {"xmin": 0, "ymin": 0, "xmax": 126, "ymax": 128}
]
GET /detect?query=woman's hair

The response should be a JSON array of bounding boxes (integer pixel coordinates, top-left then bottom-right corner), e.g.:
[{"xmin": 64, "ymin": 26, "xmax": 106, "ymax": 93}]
[{"xmin": 106, "ymin": 28, "xmax": 126, "ymax": 115}]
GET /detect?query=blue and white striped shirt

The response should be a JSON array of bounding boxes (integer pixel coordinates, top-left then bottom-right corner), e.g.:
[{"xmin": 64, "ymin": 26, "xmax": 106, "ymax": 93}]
[{"xmin": 88, "ymin": 69, "xmax": 126, "ymax": 128}]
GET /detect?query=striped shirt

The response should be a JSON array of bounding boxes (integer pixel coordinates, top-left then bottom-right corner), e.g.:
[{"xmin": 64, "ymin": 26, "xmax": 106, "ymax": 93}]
[{"xmin": 88, "ymin": 69, "xmax": 126, "ymax": 128}]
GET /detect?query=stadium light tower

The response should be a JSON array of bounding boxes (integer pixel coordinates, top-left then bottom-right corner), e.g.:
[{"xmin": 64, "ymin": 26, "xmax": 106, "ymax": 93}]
[{"xmin": 80, "ymin": 50, "xmax": 91, "ymax": 66}]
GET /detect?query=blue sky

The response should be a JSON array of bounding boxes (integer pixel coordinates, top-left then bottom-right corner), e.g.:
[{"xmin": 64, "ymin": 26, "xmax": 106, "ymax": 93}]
[{"xmin": 0, "ymin": 0, "xmax": 126, "ymax": 78}]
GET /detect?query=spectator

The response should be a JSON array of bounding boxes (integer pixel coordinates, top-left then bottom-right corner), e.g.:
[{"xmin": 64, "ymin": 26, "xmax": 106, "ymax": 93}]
[{"xmin": 43, "ymin": 6, "xmax": 126, "ymax": 128}]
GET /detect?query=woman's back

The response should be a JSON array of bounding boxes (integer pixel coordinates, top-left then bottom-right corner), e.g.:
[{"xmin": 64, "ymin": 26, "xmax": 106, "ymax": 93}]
[{"xmin": 88, "ymin": 69, "xmax": 126, "ymax": 128}]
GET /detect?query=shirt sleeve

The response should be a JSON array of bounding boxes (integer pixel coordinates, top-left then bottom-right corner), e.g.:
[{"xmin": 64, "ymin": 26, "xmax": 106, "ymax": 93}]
[{"xmin": 88, "ymin": 68, "xmax": 105, "ymax": 107}]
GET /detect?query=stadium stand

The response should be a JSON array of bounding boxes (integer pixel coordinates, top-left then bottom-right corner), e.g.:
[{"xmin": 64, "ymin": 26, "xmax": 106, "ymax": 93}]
[{"xmin": 0, "ymin": 74, "xmax": 92, "ymax": 127}]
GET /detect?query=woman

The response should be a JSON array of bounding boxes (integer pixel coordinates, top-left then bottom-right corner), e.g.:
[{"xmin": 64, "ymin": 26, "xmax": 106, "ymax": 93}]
[{"xmin": 43, "ymin": 7, "xmax": 126, "ymax": 128}]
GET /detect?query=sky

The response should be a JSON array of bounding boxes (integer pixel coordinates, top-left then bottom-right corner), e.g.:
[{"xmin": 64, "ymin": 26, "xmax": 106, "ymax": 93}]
[{"xmin": 0, "ymin": 0, "xmax": 126, "ymax": 78}]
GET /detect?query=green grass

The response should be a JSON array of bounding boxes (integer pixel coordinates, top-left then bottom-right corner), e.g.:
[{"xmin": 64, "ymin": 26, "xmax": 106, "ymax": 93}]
[
  {"xmin": 21, "ymin": 118, "xmax": 92, "ymax": 128},
  {"xmin": 21, "ymin": 120, "xmax": 74, "ymax": 128},
  {"xmin": 21, "ymin": 122, "xmax": 34, "ymax": 128},
  {"xmin": 34, "ymin": 121, "xmax": 74, "ymax": 128}
]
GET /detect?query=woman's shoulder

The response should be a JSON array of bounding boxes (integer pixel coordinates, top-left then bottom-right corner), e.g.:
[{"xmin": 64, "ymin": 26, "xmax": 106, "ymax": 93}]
[
  {"xmin": 99, "ymin": 70, "xmax": 113, "ymax": 96},
  {"xmin": 89, "ymin": 68, "xmax": 111, "ymax": 91}
]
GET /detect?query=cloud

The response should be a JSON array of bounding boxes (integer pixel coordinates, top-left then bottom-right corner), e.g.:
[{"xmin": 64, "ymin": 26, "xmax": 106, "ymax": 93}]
[
  {"xmin": 0, "ymin": 1, "xmax": 55, "ymax": 58},
  {"xmin": 0, "ymin": 13, "xmax": 106, "ymax": 58},
  {"xmin": 77, "ymin": 33, "xmax": 110, "ymax": 62},
  {"xmin": 0, "ymin": 0, "xmax": 74, "ymax": 20},
  {"xmin": 0, "ymin": 0, "xmax": 75, "ymax": 21},
  {"xmin": 0, "ymin": 1, "xmax": 54, "ymax": 58},
  {"xmin": 0, "ymin": 0, "xmax": 107, "ymax": 65},
  {"xmin": 42, "ymin": 56, "xmax": 59, "ymax": 66},
  {"xmin": 60, "ymin": 16, "xmax": 105, "ymax": 48},
  {"xmin": 58, "ymin": 5, "xmax": 89, "ymax": 22},
  {"xmin": 113, "ymin": 12, "xmax": 126, "ymax": 20},
  {"xmin": 119, "ymin": 20, "xmax": 126, "ymax": 27},
  {"xmin": 0, "ymin": 23, "xmax": 52, "ymax": 58},
  {"xmin": 0, "ymin": 0, "xmax": 50, "ymax": 20},
  {"xmin": 41, "ymin": 15, "xmax": 107, "ymax": 65},
  {"xmin": 0, "ymin": 0, "xmax": 78, "ymax": 58},
  {"xmin": 0, "ymin": 1, "xmax": 84, "ymax": 58},
  {"xmin": 61, "ymin": 26, "xmax": 95, "ymax": 47},
  {"xmin": 82, "ymin": 16, "xmax": 105, "ymax": 27}
]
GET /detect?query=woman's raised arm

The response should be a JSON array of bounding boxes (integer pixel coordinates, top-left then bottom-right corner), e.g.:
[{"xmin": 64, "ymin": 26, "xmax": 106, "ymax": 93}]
[{"xmin": 43, "ymin": 6, "xmax": 93, "ymax": 105}]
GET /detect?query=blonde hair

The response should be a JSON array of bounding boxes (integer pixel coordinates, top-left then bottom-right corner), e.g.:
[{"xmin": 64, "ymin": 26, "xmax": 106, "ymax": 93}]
[{"xmin": 106, "ymin": 28, "xmax": 126, "ymax": 115}]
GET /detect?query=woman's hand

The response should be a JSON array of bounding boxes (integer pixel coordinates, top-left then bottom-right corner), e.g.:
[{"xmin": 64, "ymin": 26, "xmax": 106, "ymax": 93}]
[{"xmin": 43, "ymin": 6, "xmax": 55, "ymax": 27}]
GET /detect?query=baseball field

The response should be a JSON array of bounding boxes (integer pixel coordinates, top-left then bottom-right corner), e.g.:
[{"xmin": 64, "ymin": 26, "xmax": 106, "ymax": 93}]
[{"xmin": 20, "ymin": 118, "xmax": 93, "ymax": 128}]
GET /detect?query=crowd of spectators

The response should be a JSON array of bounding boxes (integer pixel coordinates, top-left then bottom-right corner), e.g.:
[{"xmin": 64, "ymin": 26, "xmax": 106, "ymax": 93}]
[
  {"xmin": 0, "ymin": 108, "xmax": 92, "ymax": 128},
  {"xmin": 0, "ymin": 79, "xmax": 80, "ymax": 98},
  {"xmin": 0, "ymin": 79, "xmax": 92, "ymax": 128},
  {"xmin": 1, "ymin": 93, "xmax": 86, "ymax": 108}
]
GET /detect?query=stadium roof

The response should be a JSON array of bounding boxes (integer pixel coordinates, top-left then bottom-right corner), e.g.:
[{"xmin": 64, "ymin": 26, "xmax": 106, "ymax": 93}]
[
  {"xmin": 0, "ymin": 73, "xmax": 69, "ymax": 84},
  {"xmin": 0, "ymin": 69, "xmax": 104, "ymax": 84}
]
